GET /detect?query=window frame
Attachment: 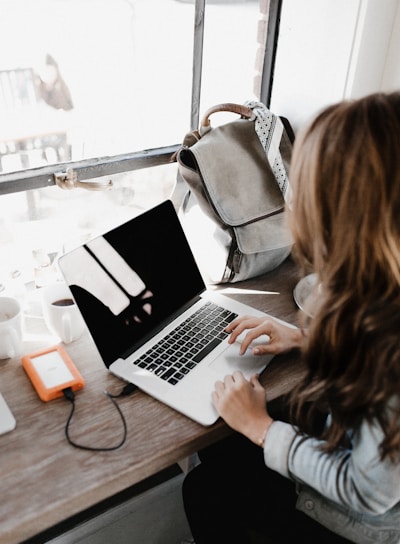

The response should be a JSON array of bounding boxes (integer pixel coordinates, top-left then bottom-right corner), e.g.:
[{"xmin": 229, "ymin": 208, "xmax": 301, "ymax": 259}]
[{"xmin": 0, "ymin": 0, "xmax": 282, "ymax": 196}]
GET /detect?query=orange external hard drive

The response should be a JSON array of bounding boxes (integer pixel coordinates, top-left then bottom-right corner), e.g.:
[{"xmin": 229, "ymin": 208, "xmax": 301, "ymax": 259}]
[{"xmin": 21, "ymin": 345, "xmax": 85, "ymax": 402}]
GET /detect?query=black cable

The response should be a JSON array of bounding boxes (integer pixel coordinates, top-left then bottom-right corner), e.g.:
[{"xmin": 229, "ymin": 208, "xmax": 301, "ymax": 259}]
[{"xmin": 63, "ymin": 383, "xmax": 137, "ymax": 451}]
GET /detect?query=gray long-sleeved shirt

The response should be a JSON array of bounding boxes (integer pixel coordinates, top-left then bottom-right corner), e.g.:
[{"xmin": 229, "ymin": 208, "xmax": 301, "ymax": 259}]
[{"xmin": 264, "ymin": 401, "xmax": 400, "ymax": 543}]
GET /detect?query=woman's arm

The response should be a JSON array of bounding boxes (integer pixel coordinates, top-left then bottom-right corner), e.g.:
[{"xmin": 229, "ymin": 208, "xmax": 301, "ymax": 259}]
[
  {"xmin": 212, "ymin": 372, "xmax": 274, "ymax": 447},
  {"xmin": 264, "ymin": 412, "xmax": 400, "ymax": 515},
  {"xmin": 213, "ymin": 368, "xmax": 400, "ymax": 515}
]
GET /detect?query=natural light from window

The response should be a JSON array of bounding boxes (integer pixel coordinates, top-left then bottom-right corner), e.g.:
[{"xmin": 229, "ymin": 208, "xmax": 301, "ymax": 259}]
[{"xmin": 0, "ymin": 0, "xmax": 261, "ymax": 295}]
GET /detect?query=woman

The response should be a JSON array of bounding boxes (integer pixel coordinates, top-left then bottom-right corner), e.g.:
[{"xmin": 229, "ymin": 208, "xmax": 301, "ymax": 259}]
[{"xmin": 182, "ymin": 92, "xmax": 400, "ymax": 543}]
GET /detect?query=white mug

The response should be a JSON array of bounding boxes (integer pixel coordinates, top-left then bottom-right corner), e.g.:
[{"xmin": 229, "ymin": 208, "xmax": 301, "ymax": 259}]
[
  {"xmin": 0, "ymin": 296, "xmax": 23, "ymax": 359},
  {"xmin": 41, "ymin": 282, "xmax": 85, "ymax": 344}
]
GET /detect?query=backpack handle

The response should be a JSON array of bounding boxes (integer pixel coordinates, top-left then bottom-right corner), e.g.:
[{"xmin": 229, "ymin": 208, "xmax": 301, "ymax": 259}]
[{"xmin": 199, "ymin": 103, "xmax": 254, "ymax": 135}]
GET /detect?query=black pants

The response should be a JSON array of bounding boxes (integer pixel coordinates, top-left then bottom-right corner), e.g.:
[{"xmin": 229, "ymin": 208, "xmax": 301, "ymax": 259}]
[{"xmin": 182, "ymin": 401, "xmax": 352, "ymax": 544}]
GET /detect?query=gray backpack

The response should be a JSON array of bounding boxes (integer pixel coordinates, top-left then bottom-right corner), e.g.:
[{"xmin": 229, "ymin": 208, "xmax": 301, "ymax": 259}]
[{"xmin": 173, "ymin": 101, "xmax": 294, "ymax": 284}]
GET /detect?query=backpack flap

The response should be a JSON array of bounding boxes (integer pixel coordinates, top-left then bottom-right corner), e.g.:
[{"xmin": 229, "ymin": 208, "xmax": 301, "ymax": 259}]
[{"xmin": 178, "ymin": 118, "xmax": 292, "ymax": 252}]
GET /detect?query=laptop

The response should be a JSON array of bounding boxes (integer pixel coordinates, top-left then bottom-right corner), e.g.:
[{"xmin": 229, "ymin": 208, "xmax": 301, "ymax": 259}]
[{"xmin": 58, "ymin": 199, "xmax": 278, "ymax": 426}]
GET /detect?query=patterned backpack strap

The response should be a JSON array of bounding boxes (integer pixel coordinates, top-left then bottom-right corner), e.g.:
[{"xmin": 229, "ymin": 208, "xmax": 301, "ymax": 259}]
[{"xmin": 244, "ymin": 100, "xmax": 292, "ymax": 205}]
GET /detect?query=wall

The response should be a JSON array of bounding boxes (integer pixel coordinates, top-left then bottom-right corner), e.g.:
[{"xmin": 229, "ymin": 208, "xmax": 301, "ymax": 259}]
[{"xmin": 270, "ymin": 0, "xmax": 400, "ymax": 131}]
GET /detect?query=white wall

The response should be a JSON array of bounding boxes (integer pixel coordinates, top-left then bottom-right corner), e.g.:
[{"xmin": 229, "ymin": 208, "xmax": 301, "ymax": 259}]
[
  {"xmin": 270, "ymin": 0, "xmax": 400, "ymax": 131},
  {"xmin": 382, "ymin": 0, "xmax": 400, "ymax": 91}
]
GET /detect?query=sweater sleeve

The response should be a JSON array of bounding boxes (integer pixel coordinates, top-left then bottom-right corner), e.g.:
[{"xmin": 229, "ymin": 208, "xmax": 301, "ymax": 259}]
[{"xmin": 263, "ymin": 414, "xmax": 400, "ymax": 515}]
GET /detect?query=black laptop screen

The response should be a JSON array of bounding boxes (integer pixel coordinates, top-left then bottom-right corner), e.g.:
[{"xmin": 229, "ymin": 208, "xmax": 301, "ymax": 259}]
[{"xmin": 59, "ymin": 200, "xmax": 206, "ymax": 367}]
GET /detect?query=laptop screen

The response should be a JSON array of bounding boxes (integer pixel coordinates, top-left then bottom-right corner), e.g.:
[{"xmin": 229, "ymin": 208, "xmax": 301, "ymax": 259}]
[{"xmin": 59, "ymin": 200, "xmax": 206, "ymax": 367}]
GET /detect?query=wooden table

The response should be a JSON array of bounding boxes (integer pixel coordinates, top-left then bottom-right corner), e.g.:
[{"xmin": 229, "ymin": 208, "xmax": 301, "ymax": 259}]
[{"xmin": 0, "ymin": 256, "xmax": 304, "ymax": 544}]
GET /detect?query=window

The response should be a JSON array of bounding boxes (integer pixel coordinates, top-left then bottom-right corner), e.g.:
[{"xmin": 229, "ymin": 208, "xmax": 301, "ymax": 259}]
[{"xmin": 0, "ymin": 0, "xmax": 281, "ymax": 293}]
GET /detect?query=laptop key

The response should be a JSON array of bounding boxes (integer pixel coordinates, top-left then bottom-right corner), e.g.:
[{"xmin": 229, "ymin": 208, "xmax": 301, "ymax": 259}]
[
  {"xmin": 161, "ymin": 368, "xmax": 176, "ymax": 380},
  {"xmin": 192, "ymin": 337, "xmax": 222, "ymax": 363}
]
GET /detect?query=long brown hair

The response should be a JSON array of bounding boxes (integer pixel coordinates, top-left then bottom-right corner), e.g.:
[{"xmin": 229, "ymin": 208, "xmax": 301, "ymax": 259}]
[{"xmin": 288, "ymin": 92, "xmax": 400, "ymax": 460}]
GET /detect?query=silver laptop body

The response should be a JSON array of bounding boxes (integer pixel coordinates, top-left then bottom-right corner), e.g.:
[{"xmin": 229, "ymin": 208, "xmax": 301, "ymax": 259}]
[{"xmin": 59, "ymin": 200, "xmax": 274, "ymax": 425}]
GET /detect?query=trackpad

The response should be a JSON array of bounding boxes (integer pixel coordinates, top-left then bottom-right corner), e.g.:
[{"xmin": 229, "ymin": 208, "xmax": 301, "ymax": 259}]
[{"xmin": 208, "ymin": 343, "xmax": 272, "ymax": 378}]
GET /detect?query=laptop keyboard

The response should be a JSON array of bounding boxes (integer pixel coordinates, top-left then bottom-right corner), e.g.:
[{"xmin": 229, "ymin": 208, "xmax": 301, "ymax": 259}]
[{"xmin": 134, "ymin": 301, "xmax": 238, "ymax": 385}]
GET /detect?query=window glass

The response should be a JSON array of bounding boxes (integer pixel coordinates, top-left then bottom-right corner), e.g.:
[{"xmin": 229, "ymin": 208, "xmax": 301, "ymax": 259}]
[
  {"xmin": 0, "ymin": 0, "xmax": 260, "ymax": 175},
  {"xmin": 0, "ymin": 164, "xmax": 177, "ymax": 292},
  {"xmin": 0, "ymin": 0, "xmax": 262, "ymax": 295},
  {"xmin": 1, "ymin": 0, "xmax": 194, "ymax": 174},
  {"xmin": 200, "ymin": 0, "xmax": 260, "ymax": 113}
]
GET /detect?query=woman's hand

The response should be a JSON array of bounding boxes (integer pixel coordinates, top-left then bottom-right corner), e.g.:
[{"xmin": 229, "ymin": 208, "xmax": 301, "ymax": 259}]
[
  {"xmin": 226, "ymin": 315, "xmax": 304, "ymax": 356},
  {"xmin": 212, "ymin": 371, "xmax": 273, "ymax": 447}
]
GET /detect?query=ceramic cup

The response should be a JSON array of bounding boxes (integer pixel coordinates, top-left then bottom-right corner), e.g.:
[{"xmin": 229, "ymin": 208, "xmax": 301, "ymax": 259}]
[
  {"xmin": 41, "ymin": 282, "xmax": 85, "ymax": 344},
  {"xmin": 0, "ymin": 296, "xmax": 23, "ymax": 359}
]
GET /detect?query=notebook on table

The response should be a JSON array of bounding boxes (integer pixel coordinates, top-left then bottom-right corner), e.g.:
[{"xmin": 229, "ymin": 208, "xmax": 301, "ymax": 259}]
[{"xmin": 58, "ymin": 199, "xmax": 280, "ymax": 426}]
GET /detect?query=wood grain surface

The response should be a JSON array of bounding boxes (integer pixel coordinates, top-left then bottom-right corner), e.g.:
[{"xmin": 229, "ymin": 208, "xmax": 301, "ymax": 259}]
[{"xmin": 0, "ymin": 256, "xmax": 305, "ymax": 543}]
